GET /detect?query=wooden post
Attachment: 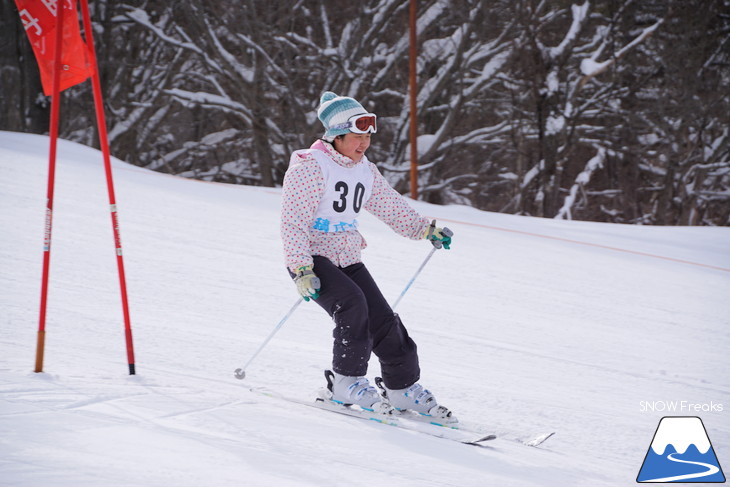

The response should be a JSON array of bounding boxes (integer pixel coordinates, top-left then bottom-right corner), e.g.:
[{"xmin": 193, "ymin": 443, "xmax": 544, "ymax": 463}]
[{"xmin": 408, "ymin": 0, "xmax": 418, "ymax": 200}]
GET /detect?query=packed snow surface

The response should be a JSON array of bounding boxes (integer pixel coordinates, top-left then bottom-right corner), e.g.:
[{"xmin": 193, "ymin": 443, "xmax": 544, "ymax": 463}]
[{"xmin": 1, "ymin": 131, "xmax": 728, "ymax": 486}]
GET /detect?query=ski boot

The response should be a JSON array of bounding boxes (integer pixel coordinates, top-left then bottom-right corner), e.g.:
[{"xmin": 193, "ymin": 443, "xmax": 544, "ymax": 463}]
[
  {"xmin": 324, "ymin": 370, "xmax": 392, "ymax": 414},
  {"xmin": 375, "ymin": 377, "xmax": 456, "ymax": 424}
]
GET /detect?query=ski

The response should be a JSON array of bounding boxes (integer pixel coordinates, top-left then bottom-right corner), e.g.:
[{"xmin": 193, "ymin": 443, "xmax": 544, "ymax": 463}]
[
  {"xmin": 249, "ymin": 386, "xmax": 554, "ymax": 448},
  {"xmin": 314, "ymin": 396, "xmax": 497, "ymax": 445},
  {"xmin": 389, "ymin": 403, "xmax": 554, "ymax": 447},
  {"xmin": 524, "ymin": 432, "xmax": 555, "ymax": 447},
  {"xmin": 390, "ymin": 407, "xmax": 461, "ymax": 429},
  {"xmin": 250, "ymin": 386, "xmax": 496, "ymax": 447}
]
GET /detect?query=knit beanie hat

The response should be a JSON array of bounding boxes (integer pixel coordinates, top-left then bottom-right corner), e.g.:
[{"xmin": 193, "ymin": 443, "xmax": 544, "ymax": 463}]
[{"xmin": 317, "ymin": 91, "xmax": 369, "ymax": 140}]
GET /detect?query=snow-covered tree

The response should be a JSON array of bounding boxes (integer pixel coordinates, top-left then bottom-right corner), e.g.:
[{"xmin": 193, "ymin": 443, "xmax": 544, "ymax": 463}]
[{"xmin": 2, "ymin": 0, "xmax": 728, "ymax": 224}]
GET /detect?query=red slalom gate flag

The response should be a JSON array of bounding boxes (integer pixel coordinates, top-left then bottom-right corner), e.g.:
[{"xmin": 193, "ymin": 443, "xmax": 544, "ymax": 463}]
[{"xmin": 15, "ymin": 0, "xmax": 92, "ymax": 95}]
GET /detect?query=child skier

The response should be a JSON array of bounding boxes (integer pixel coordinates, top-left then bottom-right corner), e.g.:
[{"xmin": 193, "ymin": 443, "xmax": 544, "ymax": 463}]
[{"xmin": 280, "ymin": 91, "xmax": 453, "ymax": 419}]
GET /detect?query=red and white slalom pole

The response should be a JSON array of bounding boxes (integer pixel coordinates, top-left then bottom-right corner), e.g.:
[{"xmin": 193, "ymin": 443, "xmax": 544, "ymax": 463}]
[
  {"xmin": 34, "ymin": 0, "xmax": 66, "ymax": 374},
  {"xmin": 79, "ymin": 0, "xmax": 136, "ymax": 375}
]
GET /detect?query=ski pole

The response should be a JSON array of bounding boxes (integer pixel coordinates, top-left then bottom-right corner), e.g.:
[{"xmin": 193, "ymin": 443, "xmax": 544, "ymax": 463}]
[
  {"xmin": 391, "ymin": 223, "xmax": 453, "ymax": 310},
  {"xmin": 234, "ymin": 297, "xmax": 302, "ymax": 380},
  {"xmin": 391, "ymin": 247, "xmax": 437, "ymax": 311}
]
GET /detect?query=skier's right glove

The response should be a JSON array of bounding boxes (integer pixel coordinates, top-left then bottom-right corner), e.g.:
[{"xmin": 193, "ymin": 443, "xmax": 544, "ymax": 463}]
[
  {"xmin": 422, "ymin": 220, "xmax": 453, "ymax": 250},
  {"xmin": 294, "ymin": 265, "xmax": 321, "ymax": 301}
]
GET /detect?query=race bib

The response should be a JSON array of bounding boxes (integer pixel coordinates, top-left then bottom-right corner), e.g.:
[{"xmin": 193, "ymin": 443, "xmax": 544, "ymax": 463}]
[{"xmin": 307, "ymin": 149, "xmax": 374, "ymax": 233}]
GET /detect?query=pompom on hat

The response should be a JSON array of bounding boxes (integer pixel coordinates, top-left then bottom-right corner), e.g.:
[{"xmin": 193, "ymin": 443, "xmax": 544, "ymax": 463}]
[{"xmin": 317, "ymin": 91, "xmax": 373, "ymax": 140}]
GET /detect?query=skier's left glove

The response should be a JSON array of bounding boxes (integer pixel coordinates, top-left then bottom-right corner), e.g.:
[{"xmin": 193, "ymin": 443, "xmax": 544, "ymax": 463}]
[
  {"xmin": 422, "ymin": 220, "xmax": 453, "ymax": 249},
  {"xmin": 294, "ymin": 265, "xmax": 321, "ymax": 301}
]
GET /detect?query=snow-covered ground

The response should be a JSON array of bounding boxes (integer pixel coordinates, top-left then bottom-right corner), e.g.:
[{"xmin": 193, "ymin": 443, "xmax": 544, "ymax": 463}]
[{"xmin": 1, "ymin": 131, "xmax": 728, "ymax": 487}]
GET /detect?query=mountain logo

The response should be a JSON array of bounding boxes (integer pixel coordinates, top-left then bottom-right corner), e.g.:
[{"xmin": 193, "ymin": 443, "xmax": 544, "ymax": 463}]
[{"xmin": 637, "ymin": 416, "xmax": 726, "ymax": 483}]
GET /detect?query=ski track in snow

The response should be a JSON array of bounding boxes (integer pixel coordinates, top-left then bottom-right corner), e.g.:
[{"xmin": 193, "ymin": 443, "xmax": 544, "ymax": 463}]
[{"xmin": 1, "ymin": 132, "xmax": 729, "ymax": 486}]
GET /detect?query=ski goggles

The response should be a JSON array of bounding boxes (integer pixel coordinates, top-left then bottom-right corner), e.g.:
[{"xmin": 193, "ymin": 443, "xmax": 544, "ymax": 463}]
[{"xmin": 332, "ymin": 113, "xmax": 377, "ymax": 134}]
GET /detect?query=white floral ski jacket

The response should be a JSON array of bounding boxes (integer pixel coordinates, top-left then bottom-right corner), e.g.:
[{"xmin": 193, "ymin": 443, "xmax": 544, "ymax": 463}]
[{"xmin": 281, "ymin": 140, "xmax": 429, "ymax": 273}]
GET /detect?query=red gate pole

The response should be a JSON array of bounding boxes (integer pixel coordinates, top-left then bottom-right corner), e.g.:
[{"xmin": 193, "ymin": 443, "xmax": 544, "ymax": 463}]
[
  {"xmin": 79, "ymin": 0, "xmax": 136, "ymax": 375},
  {"xmin": 35, "ymin": 0, "xmax": 66, "ymax": 373}
]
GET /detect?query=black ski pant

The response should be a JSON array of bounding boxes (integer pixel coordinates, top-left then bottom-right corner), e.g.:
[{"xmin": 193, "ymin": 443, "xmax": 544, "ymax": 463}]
[{"xmin": 295, "ymin": 256, "xmax": 420, "ymax": 390}]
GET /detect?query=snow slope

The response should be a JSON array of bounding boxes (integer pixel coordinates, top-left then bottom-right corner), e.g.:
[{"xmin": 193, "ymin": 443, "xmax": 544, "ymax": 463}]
[{"xmin": 1, "ymin": 131, "xmax": 728, "ymax": 487}]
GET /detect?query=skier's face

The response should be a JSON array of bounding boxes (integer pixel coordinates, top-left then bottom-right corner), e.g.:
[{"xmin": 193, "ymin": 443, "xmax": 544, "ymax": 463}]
[{"xmin": 334, "ymin": 133, "xmax": 371, "ymax": 162}]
